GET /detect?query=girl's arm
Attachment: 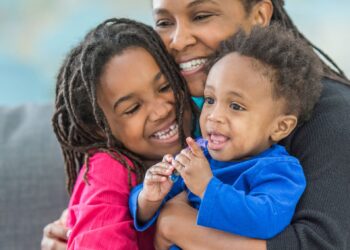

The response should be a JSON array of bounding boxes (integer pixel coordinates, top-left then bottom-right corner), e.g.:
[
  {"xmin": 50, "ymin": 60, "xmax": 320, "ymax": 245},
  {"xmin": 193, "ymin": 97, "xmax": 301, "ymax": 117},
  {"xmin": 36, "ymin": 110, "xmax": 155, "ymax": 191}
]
[
  {"xmin": 67, "ymin": 153, "xmax": 145, "ymax": 250},
  {"xmin": 155, "ymin": 192, "xmax": 266, "ymax": 250}
]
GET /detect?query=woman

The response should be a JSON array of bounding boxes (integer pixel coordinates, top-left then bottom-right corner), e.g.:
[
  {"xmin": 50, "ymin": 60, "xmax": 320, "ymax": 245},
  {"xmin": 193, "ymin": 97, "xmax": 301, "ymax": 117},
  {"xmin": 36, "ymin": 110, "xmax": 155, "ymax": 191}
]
[{"xmin": 42, "ymin": 0, "xmax": 350, "ymax": 249}]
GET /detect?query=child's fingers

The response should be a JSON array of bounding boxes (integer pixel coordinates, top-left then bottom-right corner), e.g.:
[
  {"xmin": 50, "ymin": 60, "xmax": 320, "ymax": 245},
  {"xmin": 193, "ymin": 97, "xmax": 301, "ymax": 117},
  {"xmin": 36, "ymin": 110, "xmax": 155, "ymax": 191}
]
[
  {"xmin": 144, "ymin": 172, "xmax": 168, "ymax": 183},
  {"xmin": 148, "ymin": 162, "xmax": 173, "ymax": 177},
  {"xmin": 171, "ymin": 158, "xmax": 185, "ymax": 174},
  {"xmin": 178, "ymin": 147, "xmax": 192, "ymax": 160},
  {"xmin": 174, "ymin": 153, "xmax": 190, "ymax": 168},
  {"xmin": 162, "ymin": 154, "xmax": 174, "ymax": 164},
  {"xmin": 186, "ymin": 137, "xmax": 203, "ymax": 157}
]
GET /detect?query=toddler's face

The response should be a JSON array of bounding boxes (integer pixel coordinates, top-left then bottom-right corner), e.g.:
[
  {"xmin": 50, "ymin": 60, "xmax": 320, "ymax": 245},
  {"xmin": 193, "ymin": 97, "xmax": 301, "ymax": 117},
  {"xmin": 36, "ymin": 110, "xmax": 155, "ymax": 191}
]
[
  {"xmin": 97, "ymin": 47, "xmax": 191, "ymax": 161},
  {"xmin": 200, "ymin": 53, "xmax": 287, "ymax": 161}
]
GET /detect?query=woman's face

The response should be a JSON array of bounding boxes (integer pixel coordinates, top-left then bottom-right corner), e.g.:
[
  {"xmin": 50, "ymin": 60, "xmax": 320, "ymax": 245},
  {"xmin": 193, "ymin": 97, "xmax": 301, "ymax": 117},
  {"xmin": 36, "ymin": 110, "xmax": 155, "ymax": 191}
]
[
  {"xmin": 97, "ymin": 47, "xmax": 191, "ymax": 161},
  {"xmin": 152, "ymin": 0, "xmax": 257, "ymax": 96}
]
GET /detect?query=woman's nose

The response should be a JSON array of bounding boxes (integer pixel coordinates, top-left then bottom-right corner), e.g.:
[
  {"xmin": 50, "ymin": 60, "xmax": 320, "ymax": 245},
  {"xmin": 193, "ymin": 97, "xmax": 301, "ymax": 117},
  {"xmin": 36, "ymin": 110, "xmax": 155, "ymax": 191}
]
[{"xmin": 169, "ymin": 22, "xmax": 196, "ymax": 52}]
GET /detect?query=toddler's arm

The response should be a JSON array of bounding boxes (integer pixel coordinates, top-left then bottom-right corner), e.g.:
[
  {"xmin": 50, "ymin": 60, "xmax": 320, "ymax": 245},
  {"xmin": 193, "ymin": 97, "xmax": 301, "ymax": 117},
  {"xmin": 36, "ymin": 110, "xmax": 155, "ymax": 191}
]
[{"xmin": 129, "ymin": 156, "xmax": 185, "ymax": 231}]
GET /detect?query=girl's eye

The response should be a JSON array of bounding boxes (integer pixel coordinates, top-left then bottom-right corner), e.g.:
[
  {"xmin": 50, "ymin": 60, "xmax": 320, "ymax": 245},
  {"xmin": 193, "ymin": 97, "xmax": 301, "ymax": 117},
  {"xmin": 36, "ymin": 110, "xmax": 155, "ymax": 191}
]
[
  {"xmin": 159, "ymin": 83, "xmax": 171, "ymax": 93},
  {"xmin": 193, "ymin": 13, "xmax": 213, "ymax": 22},
  {"xmin": 124, "ymin": 104, "xmax": 140, "ymax": 115},
  {"xmin": 204, "ymin": 97, "xmax": 214, "ymax": 105},
  {"xmin": 230, "ymin": 102, "xmax": 245, "ymax": 111}
]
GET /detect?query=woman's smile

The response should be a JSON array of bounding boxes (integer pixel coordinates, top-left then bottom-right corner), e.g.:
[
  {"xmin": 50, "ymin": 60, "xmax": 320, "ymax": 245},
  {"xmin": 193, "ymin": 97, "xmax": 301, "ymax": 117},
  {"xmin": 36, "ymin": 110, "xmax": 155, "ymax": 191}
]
[{"xmin": 178, "ymin": 58, "xmax": 208, "ymax": 76}]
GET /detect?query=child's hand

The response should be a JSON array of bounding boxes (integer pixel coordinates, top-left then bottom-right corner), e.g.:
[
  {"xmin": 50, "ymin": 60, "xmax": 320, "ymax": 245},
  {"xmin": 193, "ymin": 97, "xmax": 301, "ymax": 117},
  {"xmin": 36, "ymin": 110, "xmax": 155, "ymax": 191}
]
[
  {"xmin": 140, "ymin": 159, "xmax": 174, "ymax": 203},
  {"xmin": 172, "ymin": 137, "xmax": 213, "ymax": 198}
]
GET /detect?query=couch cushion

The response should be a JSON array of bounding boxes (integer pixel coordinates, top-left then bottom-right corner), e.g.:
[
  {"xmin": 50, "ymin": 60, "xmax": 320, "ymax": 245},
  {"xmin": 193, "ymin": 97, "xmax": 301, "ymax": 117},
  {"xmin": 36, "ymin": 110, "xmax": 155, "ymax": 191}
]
[{"xmin": 0, "ymin": 103, "xmax": 68, "ymax": 249}]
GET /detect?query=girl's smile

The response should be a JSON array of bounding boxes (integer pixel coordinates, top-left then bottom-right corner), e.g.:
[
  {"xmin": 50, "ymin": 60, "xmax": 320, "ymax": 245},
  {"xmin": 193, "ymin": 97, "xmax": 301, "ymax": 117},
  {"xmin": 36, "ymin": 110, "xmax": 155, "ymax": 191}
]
[{"xmin": 150, "ymin": 121, "xmax": 179, "ymax": 143}]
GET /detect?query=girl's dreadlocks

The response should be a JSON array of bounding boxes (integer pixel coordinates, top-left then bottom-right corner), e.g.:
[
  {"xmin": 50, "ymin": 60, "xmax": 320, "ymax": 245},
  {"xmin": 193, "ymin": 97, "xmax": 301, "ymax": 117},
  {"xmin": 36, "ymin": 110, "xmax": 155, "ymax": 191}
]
[
  {"xmin": 241, "ymin": 0, "xmax": 349, "ymax": 85},
  {"xmin": 52, "ymin": 18, "xmax": 195, "ymax": 195}
]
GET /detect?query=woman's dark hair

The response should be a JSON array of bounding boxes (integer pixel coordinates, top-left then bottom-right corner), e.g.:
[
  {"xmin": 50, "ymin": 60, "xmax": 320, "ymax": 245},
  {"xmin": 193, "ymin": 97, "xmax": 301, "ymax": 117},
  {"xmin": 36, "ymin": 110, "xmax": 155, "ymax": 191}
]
[
  {"xmin": 207, "ymin": 23, "xmax": 323, "ymax": 123},
  {"xmin": 52, "ymin": 18, "xmax": 195, "ymax": 194},
  {"xmin": 241, "ymin": 0, "xmax": 349, "ymax": 85}
]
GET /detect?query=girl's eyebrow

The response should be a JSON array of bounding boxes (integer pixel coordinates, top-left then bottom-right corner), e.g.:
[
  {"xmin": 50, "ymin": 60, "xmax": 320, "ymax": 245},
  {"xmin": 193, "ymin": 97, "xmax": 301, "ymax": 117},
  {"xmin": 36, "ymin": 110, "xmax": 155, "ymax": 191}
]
[{"xmin": 113, "ymin": 71, "xmax": 163, "ymax": 110}]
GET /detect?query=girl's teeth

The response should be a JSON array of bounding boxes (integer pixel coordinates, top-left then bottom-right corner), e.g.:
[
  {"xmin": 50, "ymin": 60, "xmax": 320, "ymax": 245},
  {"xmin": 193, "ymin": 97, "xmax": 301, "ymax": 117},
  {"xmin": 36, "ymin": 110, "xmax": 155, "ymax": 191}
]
[
  {"xmin": 153, "ymin": 124, "xmax": 178, "ymax": 139},
  {"xmin": 179, "ymin": 59, "xmax": 207, "ymax": 71}
]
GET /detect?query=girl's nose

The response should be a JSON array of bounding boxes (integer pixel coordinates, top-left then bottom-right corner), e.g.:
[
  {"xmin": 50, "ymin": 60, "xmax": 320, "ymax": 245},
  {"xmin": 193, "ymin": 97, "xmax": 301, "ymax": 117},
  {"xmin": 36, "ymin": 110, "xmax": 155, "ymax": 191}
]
[
  {"xmin": 169, "ymin": 22, "xmax": 196, "ymax": 52},
  {"xmin": 149, "ymin": 98, "xmax": 172, "ymax": 122}
]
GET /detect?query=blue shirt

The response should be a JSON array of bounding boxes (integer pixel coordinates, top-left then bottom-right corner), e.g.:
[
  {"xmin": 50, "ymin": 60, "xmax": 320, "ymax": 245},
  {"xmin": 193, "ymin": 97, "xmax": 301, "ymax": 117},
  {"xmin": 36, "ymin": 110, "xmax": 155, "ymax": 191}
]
[{"xmin": 129, "ymin": 143, "xmax": 306, "ymax": 240}]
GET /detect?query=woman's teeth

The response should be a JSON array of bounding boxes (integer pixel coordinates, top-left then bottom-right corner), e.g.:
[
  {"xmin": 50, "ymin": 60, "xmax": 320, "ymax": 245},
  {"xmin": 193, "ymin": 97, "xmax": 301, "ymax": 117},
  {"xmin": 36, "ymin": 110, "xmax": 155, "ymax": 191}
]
[
  {"xmin": 153, "ymin": 124, "xmax": 178, "ymax": 140},
  {"xmin": 179, "ymin": 59, "xmax": 207, "ymax": 72}
]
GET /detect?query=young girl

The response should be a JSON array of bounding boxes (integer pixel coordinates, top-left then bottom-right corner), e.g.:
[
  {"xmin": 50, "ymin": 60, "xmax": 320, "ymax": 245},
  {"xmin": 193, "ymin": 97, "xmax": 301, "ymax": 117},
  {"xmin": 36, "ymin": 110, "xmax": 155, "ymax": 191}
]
[{"xmin": 51, "ymin": 18, "xmax": 195, "ymax": 249}]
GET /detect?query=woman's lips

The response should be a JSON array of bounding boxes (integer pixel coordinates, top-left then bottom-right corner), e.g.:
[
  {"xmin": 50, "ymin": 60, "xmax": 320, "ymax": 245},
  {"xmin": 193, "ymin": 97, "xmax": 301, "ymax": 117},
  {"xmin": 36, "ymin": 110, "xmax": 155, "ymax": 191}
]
[{"xmin": 178, "ymin": 58, "xmax": 207, "ymax": 77}]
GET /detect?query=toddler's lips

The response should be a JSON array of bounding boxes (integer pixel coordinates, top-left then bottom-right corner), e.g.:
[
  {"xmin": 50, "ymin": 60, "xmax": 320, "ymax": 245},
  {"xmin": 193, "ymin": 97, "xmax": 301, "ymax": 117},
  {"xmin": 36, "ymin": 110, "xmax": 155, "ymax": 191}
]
[{"xmin": 208, "ymin": 133, "xmax": 229, "ymax": 151}]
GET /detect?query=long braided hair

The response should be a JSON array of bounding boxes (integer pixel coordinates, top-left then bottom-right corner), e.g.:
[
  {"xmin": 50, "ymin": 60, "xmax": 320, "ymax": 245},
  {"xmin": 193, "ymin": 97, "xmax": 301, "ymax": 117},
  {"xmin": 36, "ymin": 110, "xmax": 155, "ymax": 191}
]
[
  {"xmin": 241, "ymin": 0, "xmax": 349, "ymax": 85},
  {"xmin": 52, "ymin": 18, "xmax": 195, "ymax": 194}
]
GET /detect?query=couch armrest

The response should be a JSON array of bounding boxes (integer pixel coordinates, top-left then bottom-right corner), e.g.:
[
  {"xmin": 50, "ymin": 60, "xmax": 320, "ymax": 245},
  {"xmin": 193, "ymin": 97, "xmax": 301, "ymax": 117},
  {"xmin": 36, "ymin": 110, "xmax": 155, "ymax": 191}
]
[{"xmin": 0, "ymin": 103, "xmax": 68, "ymax": 250}]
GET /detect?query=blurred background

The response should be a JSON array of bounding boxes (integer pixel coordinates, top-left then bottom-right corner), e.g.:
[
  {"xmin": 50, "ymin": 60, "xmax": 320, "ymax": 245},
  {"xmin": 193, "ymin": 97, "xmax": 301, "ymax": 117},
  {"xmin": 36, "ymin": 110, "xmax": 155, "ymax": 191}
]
[{"xmin": 1, "ymin": 0, "xmax": 349, "ymax": 106}]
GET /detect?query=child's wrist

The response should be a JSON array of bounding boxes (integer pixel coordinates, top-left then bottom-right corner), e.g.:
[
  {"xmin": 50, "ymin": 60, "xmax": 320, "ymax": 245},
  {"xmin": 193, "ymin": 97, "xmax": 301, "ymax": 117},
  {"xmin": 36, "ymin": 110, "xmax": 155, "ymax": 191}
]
[
  {"xmin": 139, "ymin": 189, "xmax": 162, "ymax": 204},
  {"xmin": 198, "ymin": 175, "xmax": 213, "ymax": 198}
]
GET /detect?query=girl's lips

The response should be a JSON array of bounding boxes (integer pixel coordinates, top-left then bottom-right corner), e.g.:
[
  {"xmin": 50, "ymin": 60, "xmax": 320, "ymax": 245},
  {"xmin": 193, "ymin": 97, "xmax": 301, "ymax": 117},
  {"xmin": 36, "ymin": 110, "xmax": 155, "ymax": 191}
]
[
  {"xmin": 150, "ymin": 122, "xmax": 179, "ymax": 145},
  {"xmin": 207, "ymin": 133, "xmax": 229, "ymax": 151}
]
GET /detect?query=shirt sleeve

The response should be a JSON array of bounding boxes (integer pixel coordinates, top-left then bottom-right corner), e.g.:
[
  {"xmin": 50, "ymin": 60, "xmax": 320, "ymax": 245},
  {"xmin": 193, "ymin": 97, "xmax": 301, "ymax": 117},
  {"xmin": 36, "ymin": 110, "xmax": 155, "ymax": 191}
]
[
  {"xmin": 197, "ymin": 160, "xmax": 306, "ymax": 239},
  {"xmin": 66, "ymin": 153, "xmax": 140, "ymax": 250},
  {"xmin": 267, "ymin": 80, "xmax": 350, "ymax": 249},
  {"xmin": 129, "ymin": 176, "xmax": 185, "ymax": 232}
]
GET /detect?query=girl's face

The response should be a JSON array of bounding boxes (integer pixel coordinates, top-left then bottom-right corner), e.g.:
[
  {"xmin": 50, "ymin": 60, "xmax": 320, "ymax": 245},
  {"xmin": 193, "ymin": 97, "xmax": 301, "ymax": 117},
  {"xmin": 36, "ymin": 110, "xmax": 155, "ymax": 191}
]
[
  {"xmin": 97, "ymin": 47, "xmax": 191, "ymax": 161},
  {"xmin": 152, "ymin": 0, "xmax": 257, "ymax": 97}
]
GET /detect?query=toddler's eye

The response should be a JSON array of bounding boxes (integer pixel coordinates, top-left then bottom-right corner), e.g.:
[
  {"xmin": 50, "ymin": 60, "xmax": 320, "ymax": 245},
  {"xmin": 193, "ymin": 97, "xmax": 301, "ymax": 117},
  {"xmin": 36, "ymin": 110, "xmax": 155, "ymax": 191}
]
[
  {"xmin": 204, "ymin": 97, "xmax": 214, "ymax": 105},
  {"xmin": 230, "ymin": 102, "xmax": 245, "ymax": 111}
]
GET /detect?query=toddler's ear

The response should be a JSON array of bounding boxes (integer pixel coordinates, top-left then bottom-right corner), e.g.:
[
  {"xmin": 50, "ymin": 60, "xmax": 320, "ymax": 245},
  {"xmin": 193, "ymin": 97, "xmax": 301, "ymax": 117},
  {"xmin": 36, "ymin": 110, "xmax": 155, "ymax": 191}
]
[{"xmin": 270, "ymin": 115, "xmax": 298, "ymax": 143}]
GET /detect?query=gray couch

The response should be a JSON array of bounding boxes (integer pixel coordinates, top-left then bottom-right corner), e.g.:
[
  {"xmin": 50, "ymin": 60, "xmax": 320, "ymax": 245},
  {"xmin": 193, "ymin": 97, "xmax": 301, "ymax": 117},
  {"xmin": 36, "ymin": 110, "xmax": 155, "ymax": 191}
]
[{"xmin": 0, "ymin": 104, "xmax": 69, "ymax": 250}]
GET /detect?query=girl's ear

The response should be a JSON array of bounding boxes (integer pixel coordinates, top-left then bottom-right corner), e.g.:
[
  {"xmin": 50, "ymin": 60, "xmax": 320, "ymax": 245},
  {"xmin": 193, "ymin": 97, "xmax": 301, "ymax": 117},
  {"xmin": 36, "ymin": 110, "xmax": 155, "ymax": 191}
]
[
  {"xmin": 250, "ymin": 0, "xmax": 273, "ymax": 27},
  {"xmin": 270, "ymin": 114, "xmax": 298, "ymax": 143}
]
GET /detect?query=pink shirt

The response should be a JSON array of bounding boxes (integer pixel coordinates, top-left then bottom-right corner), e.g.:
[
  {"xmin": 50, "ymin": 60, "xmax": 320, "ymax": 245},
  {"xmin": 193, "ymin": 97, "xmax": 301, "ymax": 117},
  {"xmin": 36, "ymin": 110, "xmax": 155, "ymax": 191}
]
[{"xmin": 67, "ymin": 152, "xmax": 155, "ymax": 250}]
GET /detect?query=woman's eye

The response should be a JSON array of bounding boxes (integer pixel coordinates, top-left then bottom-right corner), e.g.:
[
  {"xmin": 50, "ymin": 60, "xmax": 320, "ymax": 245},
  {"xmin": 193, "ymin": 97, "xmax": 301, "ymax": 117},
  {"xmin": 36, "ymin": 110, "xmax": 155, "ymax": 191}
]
[
  {"xmin": 230, "ymin": 102, "xmax": 245, "ymax": 111},
  {"xmin": 159, "ymin": 83, "xmax": 171, "ymax": 93},
  {"xmin": 193, "ymin": 13, "xmax": 212, "ymax": 21},
  {"xmin": 204, "ymin": 97, "xmax": 214, "ymax": 105},
  {"xmin": 124, "ymin": 104, "xmax": 140, "ymax": 115},
  {"xmin": 155, "ymin": 19, "xmax": 173, "ymax": 28}
]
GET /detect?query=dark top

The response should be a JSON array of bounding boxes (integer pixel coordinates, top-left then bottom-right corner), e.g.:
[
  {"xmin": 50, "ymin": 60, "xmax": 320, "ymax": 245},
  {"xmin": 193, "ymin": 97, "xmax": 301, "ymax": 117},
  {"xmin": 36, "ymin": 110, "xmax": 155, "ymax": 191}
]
[{"xmin": 268, "ymin": 78, "xmax": 350, "ymax": 250}]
